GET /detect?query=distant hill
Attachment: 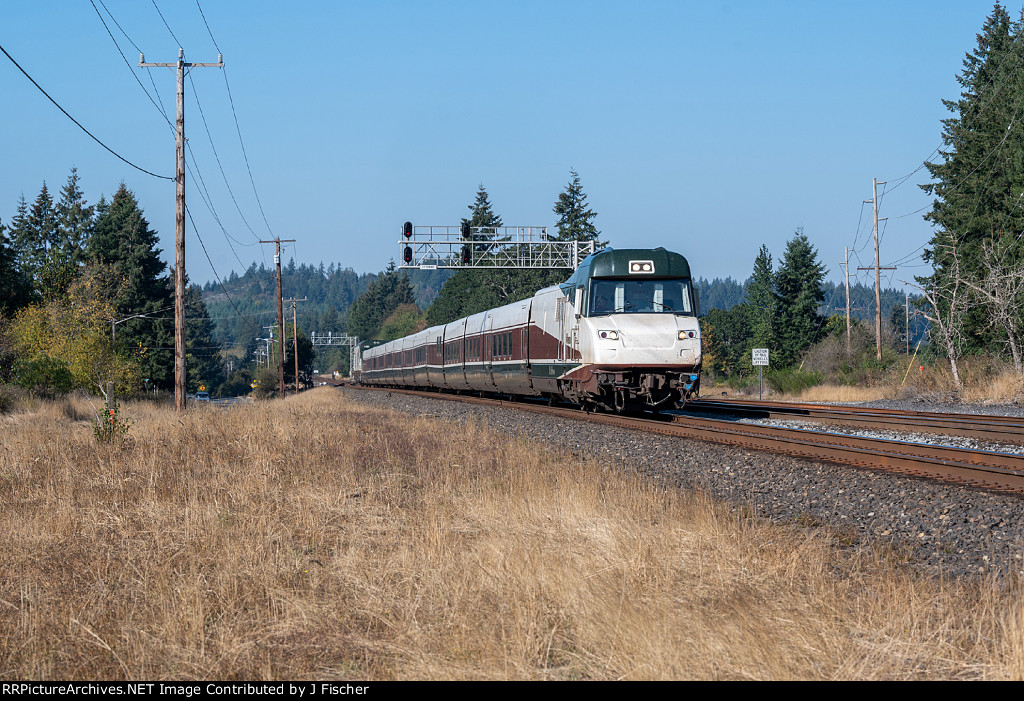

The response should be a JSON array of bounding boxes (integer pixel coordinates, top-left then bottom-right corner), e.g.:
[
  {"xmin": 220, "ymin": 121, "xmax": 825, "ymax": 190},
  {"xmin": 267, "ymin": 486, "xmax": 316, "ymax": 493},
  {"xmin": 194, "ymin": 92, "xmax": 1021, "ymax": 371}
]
[{"xmin": 201, "ymin": 259, "xmax": 452, "ymax": 349}]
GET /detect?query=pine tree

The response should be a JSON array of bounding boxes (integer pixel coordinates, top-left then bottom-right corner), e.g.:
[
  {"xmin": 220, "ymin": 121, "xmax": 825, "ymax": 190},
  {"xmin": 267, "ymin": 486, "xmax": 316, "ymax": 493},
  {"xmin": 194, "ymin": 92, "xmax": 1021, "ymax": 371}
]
[
  {"xmin": 41, "ymin": 168, "xmax": 94, "ymax": 299},
  {"xmin": 552, "ymin": 169, "xmax": 605, "ymax": 248},
  {"xmin": 746, "ymin": 245, "xmax": 776, "ymax": 359},
  {"xmin": 428, "ymin": 185, "xmax": 570, "ymax": 326},
  {"xmin": 11, "ymin": 184, "xmax": 59, "ymax": 291},
  {"xmin": 185, "ymin": 283, "xmax": 224, "ymax": 393},
  {"xmin": 0, "ymin": 218, "xmax": 32, "ymax": 317},
  {"xmin": 346, "ymin": 260, "xmax": 416, "ymax": 340},
  {"xmin": 8, "ymin": 196, "xmax": 31, "ymax": 278},
  {"xmin": 921, "ymin": 3, "xmax": 1024, "ymax": 355},
  {"xmin": 54, "ymin": 169, "xmax": 93, "ymax": 264},
  {"xmin": 774, "ymin": 229, "xmax": 827, "ymax": 365},
  {"xmin": 463, "ymin": 183, "xmax": 503, "ymax": 236},
  {"xmin": 87, "ymin": 184, "xmax": 174, "ymax": 389}
]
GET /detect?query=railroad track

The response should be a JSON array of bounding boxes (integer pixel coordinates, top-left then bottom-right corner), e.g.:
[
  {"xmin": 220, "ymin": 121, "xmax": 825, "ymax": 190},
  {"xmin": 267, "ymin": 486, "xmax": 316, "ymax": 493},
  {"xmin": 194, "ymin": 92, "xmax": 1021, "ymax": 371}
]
[
  {"xmin": 684, "ymin": 398, "xmax": 1024, "ymax": 445},
  {"xmin": 343, "ymin": 385, "xmax": 1024, "ymax": 496}
]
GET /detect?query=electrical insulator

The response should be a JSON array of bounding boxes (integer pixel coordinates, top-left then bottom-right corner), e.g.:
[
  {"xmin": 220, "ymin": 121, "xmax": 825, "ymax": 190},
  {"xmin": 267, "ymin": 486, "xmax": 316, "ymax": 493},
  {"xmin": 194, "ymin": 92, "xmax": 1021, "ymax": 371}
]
[
  {"xmin": 403, "ymin": 221, "xmax": 413, "ymax": 238},
  {"xmin": 403, "ymin": 246, "xmax": 413, "ymax": 263}
]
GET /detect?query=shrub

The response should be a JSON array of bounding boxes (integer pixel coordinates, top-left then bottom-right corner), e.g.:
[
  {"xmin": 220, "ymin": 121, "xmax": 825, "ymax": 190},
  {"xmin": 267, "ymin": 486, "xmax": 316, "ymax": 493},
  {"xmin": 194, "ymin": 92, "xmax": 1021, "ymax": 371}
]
[
  {"xmin": 13, "ymin": 354, "xmax": 75, "ymax": 396},
  {"xmin": 251, "ymin": 367, "xmax": 279, "ymax": 400},
  {"xmin": 91, "ymin": 398, "xmax": 131, "ymax": 444},
  {"xmin": 766, "ymin": 368, "xmax": 823, "ymax": 395},
  {"xmin": 218, "ymin": 368, "xmax": 254, "ymax": 397}
]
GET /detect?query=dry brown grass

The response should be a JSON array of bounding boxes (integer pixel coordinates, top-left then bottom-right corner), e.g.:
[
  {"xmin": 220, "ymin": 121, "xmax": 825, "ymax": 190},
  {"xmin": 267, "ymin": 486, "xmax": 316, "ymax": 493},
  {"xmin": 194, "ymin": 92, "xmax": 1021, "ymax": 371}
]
[
  {"xmin": 793, "ymin": 385, "xmax": 894, "ymax": 403},
  {"xmin": 894, "ymin": 356, "xmax": 1024, "ymax": 404},
  {"xmin": 1, "ymin": 387, "xmax": 1022, "ymax": 680}
]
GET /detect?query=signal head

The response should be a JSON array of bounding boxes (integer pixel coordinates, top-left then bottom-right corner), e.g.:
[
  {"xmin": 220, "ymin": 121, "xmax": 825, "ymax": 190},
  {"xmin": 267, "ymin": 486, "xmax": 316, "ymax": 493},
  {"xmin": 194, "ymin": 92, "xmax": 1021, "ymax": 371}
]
[
  {"xmin": 461, "ymin": 222, "xmax": 472, "ymax": 239},
  {"xmin": 403, "ymin": 245, "xmax": 413, "ymax": 263},
  {"xmin": 461, "ymin": 245, "xmax": 471, "ymax": 264},
  {"xmin": 403, "ymin": 221, "xmax": 413, "ymax": 239}
]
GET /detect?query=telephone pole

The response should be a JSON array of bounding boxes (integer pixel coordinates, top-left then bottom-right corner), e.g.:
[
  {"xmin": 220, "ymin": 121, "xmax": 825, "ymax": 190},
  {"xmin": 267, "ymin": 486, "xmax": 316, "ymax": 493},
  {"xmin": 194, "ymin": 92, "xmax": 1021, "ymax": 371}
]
[
  {"xmin": 858, "ymin": 178, "xmax": 895, "ymax": 361},
  {"xmin": 259, "ymin": 238, "xmax": 296, "ymax": 398},
  {"xmin": 905, "ymin": 292, "xmax": 910, "ymax": 355},
  {"xmin": 844, "ymin": 246, "xmax": 851, "ymax": 355},
  {"xmin": 140, "ymin": 49, "xmax": 223, "ymax": 411},
  {"xmin": 284, "ymin": 297, "xmax": 307, "ymax": 394}
]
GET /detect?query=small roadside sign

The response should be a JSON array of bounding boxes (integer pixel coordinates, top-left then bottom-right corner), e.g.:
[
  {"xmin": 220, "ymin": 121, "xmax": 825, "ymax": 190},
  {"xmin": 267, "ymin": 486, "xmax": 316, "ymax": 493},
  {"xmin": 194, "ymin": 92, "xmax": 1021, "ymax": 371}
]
[{"xmin": 752, "ymin": 348, "xmax": 769, "ymax": 366}]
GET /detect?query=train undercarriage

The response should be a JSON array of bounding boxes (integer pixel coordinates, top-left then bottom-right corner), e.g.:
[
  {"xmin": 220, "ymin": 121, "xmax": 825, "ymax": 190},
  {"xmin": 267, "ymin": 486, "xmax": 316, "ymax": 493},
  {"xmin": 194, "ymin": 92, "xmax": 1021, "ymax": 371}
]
[{"xmin": 560, "ymin": 367, "xmax": 702, "ymax": 413}]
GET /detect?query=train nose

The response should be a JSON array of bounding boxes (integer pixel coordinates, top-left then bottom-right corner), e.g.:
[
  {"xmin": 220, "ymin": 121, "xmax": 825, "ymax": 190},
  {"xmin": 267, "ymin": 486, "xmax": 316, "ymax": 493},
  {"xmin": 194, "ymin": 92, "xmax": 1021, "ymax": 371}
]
[
  {"xmin": 614, "ymin": 319, "xmax": 679, "ymax": 349},
  {"xmin": 620, "ymin": 330, "xmax": 676, "ymax": 349}
]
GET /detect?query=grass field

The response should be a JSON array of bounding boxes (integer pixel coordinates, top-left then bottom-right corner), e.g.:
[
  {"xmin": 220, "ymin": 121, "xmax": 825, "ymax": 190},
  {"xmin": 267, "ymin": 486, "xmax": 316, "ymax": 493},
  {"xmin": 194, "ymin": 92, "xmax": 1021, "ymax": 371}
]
[{"xmin": 1, "ymin": 388, "xmax": 1022, "ymax": 679}]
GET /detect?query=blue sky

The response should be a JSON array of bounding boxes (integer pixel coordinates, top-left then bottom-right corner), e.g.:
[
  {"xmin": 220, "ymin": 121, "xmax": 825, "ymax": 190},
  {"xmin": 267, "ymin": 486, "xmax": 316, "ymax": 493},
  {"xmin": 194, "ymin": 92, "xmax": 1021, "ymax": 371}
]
[{"xmin": 0, "ymin": 1, "xmax": 1008, "ymax": 292}]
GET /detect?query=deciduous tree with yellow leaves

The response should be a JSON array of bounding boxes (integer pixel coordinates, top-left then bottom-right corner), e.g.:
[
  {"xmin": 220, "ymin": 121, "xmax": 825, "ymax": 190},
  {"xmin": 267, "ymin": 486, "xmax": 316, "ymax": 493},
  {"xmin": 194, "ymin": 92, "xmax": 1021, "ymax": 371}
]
[{"xmin": 9, "ymin": 269, "xmax": 140, "ymax": 397}]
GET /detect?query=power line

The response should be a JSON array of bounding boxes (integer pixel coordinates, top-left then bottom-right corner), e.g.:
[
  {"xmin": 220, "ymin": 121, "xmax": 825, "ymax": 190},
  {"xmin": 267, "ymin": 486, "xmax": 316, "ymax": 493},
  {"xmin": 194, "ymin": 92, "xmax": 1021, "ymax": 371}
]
[
  {"xmin": 195, "ymin": 0, "xmax": 221, "ymax": 53},
  {"xmin": 187, "ymin": 72, "xmax": 261, "ymax": 245},
  {"xmin": 222, "ymin": 68, "xmax": 276, "ymax": 239},
  {"xmin": 0, "ymin": 41, "xmax": 172, "ymax": 180},
  {"xmin": 90, "ymin": 0, "xmax": 174, "ymax": 133},
  {"xmin": 149, "ymin": 0, "xmax": 182, "ymax": 47},
  {"xmin": 192, "ymin": 0, "xmax": 272, "ymax": 264},
  {"xmin": 185, "ymin": 203, "xmax": 257, "ymax": 326},
  {"xmin": 882, "ymin": 34, "xmax": 1024, "ymax": 193}
]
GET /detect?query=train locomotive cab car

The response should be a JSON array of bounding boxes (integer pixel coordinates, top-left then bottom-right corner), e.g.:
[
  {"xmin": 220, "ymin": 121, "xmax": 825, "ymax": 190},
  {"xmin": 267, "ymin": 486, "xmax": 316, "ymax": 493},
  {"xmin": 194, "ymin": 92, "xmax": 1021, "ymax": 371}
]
[
  {"xmin": 357, "ymin": 246, "xmax": 701, "ymax": 413},
  {"xmin": 545, "ymin": 247, "xmax": 701, "ymax": 411}
]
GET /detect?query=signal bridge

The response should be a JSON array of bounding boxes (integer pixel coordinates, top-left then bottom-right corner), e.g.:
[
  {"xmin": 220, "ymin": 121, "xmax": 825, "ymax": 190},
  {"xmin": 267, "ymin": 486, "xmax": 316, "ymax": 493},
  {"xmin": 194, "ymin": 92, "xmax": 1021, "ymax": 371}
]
[
  {"xmin": 311, "ymin": 332, "xmax": 360, "ymax": 348},
  {"xmin": 398, "ymin": 223, "xmax": 594, "ymax": 270}
]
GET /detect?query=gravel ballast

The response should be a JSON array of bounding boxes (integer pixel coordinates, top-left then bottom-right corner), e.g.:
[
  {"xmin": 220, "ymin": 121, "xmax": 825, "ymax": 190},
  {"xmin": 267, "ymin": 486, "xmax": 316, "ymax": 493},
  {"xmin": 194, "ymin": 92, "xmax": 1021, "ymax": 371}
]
[{"xmin": 343, "ymin": 387, "xmax": 1024, "ymax": 580}]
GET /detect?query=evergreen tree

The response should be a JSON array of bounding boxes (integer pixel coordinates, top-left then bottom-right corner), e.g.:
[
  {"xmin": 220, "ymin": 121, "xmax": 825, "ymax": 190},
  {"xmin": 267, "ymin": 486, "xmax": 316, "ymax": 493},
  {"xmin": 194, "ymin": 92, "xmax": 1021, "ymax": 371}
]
[
  {"xmin": 10, "ymin": 185, "xmax": 59, "ymax": 291},
  {"xmin": 463, "ymin": 183, "xmax": 503, "ymax": 238},
  {"xmin": 185, "ymin": 283, "xmax": 224, "ymax": 393},
  {"xmin": 347, "ymin": 260, "xmax": 416, "ymax": 340},
  {"xmin": 702, "ymin": 305, "xmax": 752, "ymax": 377},
  {"xmin": 42, "ymin": 168, "xmax": 94, "ymax": 298},
  {"xmin": 88, "ymin": 184, "xmax": 174, "ymax": 388},
  {"xmin": 428, "ymin": 185, "xmax": 568, "ymax": 326},
  {"xmin": 0, "ymin": 219, "xmax": 32, "ymax": 317},
  {"xmin": 921, "ymin": 3, "xmax": 1024, "ymax": 355},
  {"xmin": 774, "ymin": 229, "xmax": 827, "ymax": 365},
  {"xmin": 746, "ymin": 244, "xmax": 776, "ymax": 356},
  {"xmin": 8, "ymin": 196, "xmax": 30, "ymax": 276},
  {"xmin": 552, "ymin": 169, "xmax": 606, "ymax": 248},
  {"xmin": 283, "ymin": 325, "xmax": 314, "ymax": 387}
]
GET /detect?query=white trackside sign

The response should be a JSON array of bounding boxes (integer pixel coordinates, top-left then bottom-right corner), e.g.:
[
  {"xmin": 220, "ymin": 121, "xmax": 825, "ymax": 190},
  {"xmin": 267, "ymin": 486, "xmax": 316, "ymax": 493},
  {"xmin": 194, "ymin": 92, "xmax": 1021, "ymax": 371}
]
[{"xmin": 752, "ymin": 348, "xmax": 769, "ymax": 366}]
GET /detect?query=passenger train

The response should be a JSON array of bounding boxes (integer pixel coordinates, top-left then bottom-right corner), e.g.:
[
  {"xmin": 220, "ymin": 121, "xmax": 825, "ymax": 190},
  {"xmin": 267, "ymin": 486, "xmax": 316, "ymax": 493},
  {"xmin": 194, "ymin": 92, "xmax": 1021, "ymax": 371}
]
[{"xmin": 354, "ymin": 247, "xmax": 702, "ymax": 412}]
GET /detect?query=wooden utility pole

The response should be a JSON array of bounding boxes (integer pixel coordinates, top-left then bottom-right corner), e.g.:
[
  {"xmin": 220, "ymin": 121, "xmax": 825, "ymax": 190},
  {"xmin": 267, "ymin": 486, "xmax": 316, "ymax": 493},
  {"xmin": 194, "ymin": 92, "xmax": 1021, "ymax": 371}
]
[
  {"xmin": 259, "ymin": 238, "xmax": 296, "ymax": 398},
  {"xmin": 285, "ymin": 297, "xmax": 307, "ymax": 394},
  {"xmin": 844, "ymin": 246, "xmax": 851, "ymax": 355},
  {"xmin": 140, "ymin": 49, "xmax": 223, "ymax": 411},
  {"xmin": 905, "ymin": 292, "xmax": 910, "ymax": 355},
  {"xmin": 859, "ymin": 178, "xmax": 895, "ymax": 361}
]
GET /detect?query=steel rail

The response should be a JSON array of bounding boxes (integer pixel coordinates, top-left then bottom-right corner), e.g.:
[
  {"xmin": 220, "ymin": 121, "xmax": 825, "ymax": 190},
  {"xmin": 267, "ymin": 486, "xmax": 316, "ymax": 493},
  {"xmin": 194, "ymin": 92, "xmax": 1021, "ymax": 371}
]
[
  {"xmin": 345, "ymin": 385, "xmax": 1024, "ymax": 496},
  {"xmin": 686, "ymin": 398, "xmax": 1024, "ymax": 445}
]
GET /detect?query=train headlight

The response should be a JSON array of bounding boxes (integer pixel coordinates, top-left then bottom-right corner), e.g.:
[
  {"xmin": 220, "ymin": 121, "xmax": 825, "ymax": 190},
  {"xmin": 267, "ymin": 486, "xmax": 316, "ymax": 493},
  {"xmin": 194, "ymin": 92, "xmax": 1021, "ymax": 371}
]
[
  {"xmin": 598, "ymin": 330, "xmax": 619, "ymax": 340},
  {"xmin": 678, "ymin": 330, "xmax": 696, "ymax": 340}
]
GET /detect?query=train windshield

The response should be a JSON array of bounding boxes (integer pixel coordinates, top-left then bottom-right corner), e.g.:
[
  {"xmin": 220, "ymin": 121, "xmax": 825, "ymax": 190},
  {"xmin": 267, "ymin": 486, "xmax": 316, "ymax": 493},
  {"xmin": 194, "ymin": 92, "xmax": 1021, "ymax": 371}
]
[{"xmin": 589, "ymin": 278, "xmax": 693, "ymax": 316}]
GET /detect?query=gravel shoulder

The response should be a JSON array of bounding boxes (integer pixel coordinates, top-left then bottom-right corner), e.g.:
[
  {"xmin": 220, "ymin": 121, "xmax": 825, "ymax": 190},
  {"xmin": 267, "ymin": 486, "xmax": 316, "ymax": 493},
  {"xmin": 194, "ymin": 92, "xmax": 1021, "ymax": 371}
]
[{"xmin": 344, "ymin": 387, "xmax": 1024, "ymax": 581}]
